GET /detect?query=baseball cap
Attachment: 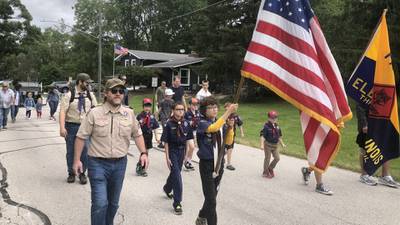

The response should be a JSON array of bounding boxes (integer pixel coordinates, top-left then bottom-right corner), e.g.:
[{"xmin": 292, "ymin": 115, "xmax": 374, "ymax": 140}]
[
  {"xmin": 165, "ymin": 88, "xmax": 174, "ymax": 96},
  {"xmin": 76, "ymin": 73, "xmax": 91, "ymax": 81},
  {"xmin": 143, "ymin": 98, "xmax": 152, "ymax": 105},
  {"xmin": 105, "ymin": 78, "xmax": 125, "ymax": 90},
  {"xmin": 268, "ymin": 110, "xmax": 278, "ymax": 119}
]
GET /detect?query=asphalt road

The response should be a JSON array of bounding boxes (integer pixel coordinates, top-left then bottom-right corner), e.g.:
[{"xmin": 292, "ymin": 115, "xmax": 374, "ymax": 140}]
[{"xmin": 0, "ymin": 106, "xmax": 399, "ymax": 225}]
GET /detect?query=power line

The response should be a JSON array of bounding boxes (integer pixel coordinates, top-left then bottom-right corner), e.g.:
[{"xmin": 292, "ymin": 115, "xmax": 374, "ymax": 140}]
[{"xmin": 148, "ymin": 0, "xmax": 228, "ymax": 27}]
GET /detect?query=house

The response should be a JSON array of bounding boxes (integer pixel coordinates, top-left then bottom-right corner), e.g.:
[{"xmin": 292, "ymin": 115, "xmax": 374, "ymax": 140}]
[{"xmin": 115, "ymin": 50, "xmax": 206, "ymax": 91}]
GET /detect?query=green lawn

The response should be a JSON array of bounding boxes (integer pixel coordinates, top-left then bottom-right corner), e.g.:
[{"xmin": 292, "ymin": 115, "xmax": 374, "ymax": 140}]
[{"xmin": 128, "ymin": 92, "xmax": 400, "ymax": 180}]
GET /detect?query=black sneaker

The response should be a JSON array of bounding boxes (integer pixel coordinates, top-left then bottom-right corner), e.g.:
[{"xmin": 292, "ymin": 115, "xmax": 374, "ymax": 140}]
[
  {"xmin": 141, "ymin": 171, "xmax": 148, "ymax": 177},
  {"xmin": 174, "ymin": 203, "xmax": 183, "ymax": 215},
  {"xmin": 67, "ymin": 173, "xmax": 75, "ymax": 183},
  {"xmin": 79, "ymin": 173, "xmax": 87, "ymax": 185},
  {"xmin": 157, "ymin": 143, "xmax": 165, "ymax": 149},
  {"xmin": 184, "ymin": 161, "xmax": 195, "ymax": 171},
  {"xmin": 163, "ymin": 186, "xmax": 173, "ymax": 199},
  {"xmin": 301, "ymin": 167, "xmax": 311, "ymax": 185},
  {"xmin": 226, "ymin": 165, "xmax": 235, "ymax": 171},
  {"xmin": 195, "ymin": 217, "xmax": 208, "ymax": 225}
]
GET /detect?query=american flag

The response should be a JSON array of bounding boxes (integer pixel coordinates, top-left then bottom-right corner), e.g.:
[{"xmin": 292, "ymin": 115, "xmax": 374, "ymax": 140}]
[
  {"xmin": 241, "ymin": 0, "xmax": 352, "ymax": 172},
  {"xmin": 114, "ymin": 44, "xmax": 129, "ymax": 55}
]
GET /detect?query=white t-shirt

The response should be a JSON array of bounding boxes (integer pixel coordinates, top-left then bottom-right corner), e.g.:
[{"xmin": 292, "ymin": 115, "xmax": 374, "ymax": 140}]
[
  {"xmin": 0, "ymin": 89, "xmax": 14, "ymax": 108},
  {"xmin": 196, "ymin": 88, "xmax": 211, "ymax": 101}
]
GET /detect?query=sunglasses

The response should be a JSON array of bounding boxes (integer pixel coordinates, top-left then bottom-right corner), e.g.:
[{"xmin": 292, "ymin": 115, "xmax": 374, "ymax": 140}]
[{"xmin": 110, "ymin": 88, "xmax": 125, "ymax": 95}]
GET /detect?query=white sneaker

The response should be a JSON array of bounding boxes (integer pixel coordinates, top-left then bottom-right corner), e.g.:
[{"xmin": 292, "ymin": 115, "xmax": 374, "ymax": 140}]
[
  {"xmin": 360, "ymin": 175, "xmax": 378, "ymax": 186},
  {"xmin": 378, "ymin": 176, "xmax": 399, "ymax": 188}
]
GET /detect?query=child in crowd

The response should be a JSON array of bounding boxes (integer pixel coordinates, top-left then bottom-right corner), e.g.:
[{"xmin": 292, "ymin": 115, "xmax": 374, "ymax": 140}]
[
  {"xmin": 224, "ymin": 102, "xmax": 244, "ymax": 171},
  {"xmin": 158, "ymin": 88, "xmax": 175, "ymax": 149},
  {"xmin": 136, "ymin": 98, "xmax": 160, "ymax": 177},
  {"xmin": 260, "ymin": 110, "xmax": 286, "ymax": 178},
  {"xmin": 195, "ymin": 97, "xmax": 238, "ymax": 225},
  {"xmin": 36, "ymin": 96, "xmax": 46, "ymax": 119},
  {"xmin": 162, "ymin": 102, "xmax": 193, "ymax": 215},
  {"xmin": 184, "ymin": 97, "xmax": 201, "ymax": 171},
  {"xmin": 24, "ymin": 92, "xmax": 36, "ymax": 120}
]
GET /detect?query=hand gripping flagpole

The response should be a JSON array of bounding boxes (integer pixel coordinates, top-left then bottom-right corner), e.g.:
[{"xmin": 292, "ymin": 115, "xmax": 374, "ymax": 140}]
[{"xmin": 213, "ymin": 76, "xmax": 245, "ymax": 178}]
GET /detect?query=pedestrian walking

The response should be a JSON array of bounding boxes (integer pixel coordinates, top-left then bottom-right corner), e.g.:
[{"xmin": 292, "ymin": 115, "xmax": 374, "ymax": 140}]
[
  {"xmin": 195, "ymin": 96, "xmax": 237, "ymax": 225},
  {"xmin": 183, "ymin": 97, "xmax": 200, "ymax": 171},
  {"xmin": 0, "ymin": 82, "xmax": 14, "ymax": 130},
  {"xmin": 162, "ymin": 101, "xmax": 193, "ymax": 215},
  {"xmin": 260, "ymin": 110, "xmax": 286, "ymax": 178},
  {"xmin": 59, "ymin": 73, "xmax": 97, "ymax": 184},
  {"xmin": 136, "ymin": 98, "xmax": 160, "ymax": 177},
  {"xmin": 24, "ymin": 92, "xmax": 35, "ymax": 120},
  {"xmin": 157, "ymin": 88, "xmax": 175, "ymax": 149},
  {"xmin": 48, "ymin": 87, "xmax": 60, "ymax": 120},
  {"xmin": 73, "ymin": 78, "xmax": 148, "ymax": 225}
]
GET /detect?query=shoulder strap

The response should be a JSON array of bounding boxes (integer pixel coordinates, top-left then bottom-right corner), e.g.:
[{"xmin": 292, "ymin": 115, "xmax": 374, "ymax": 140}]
[{"xmin": 69, "ymin": 88, "xmax": 75, "ymax": 104}]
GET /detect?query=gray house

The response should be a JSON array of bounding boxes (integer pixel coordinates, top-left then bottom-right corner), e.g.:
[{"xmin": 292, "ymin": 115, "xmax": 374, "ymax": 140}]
[{"xmin": 115, "ymin": 50, "xmax": 206, "ymax": 90}]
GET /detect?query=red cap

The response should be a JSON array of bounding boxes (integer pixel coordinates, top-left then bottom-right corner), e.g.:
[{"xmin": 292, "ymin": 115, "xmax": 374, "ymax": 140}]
[
  {"xmin": 190, "ymin": 98, "xmax": 199, "ymax": 104},
  {"xmin": 268, "ymin": 110, "xmax": 278, "ymax": 119},
  {"xmin": 143, "ymin": 98, "xmax": 152, "ymax": 105}
]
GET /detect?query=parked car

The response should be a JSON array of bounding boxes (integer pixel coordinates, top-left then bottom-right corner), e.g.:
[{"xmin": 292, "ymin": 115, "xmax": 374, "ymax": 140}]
[{"xmin": 50, "ymin": 81, "xmax": 70, "ymax": 93}]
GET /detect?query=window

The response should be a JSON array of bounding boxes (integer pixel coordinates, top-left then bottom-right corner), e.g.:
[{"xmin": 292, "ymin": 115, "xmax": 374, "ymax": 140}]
[
  {"xmin": 124, "ymin": 59, "xmax": 130, "ymax": 67},
  {"xmin": 179, "ymin": 68, "xmax": 190, "ymax": 86},
  {"xmin": 131, "ymin": 59, "xmax": 136, "ymax": 66}
]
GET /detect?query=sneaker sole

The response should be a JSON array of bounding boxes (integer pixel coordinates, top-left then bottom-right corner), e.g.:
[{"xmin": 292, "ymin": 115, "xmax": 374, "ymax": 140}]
[
  {"xmin": 379, "ymin": 182, "xmax": 398, "ymax": 188},
  {"xmin": 315, "ymin": 190, "xmax": 333, "ymax": 196},
  {"xmin": 174, "ymin": 211, "xmax": 183, "ymax": 215},
  {"xmin": 359, "ymin": 180, "xmax": 378, "ymax": 186}
]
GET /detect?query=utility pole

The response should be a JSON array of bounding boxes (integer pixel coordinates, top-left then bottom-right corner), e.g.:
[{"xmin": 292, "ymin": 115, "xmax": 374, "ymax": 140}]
[{"xmin": 98, "ymin": 11, "xmax": 102, "ymax": 100}]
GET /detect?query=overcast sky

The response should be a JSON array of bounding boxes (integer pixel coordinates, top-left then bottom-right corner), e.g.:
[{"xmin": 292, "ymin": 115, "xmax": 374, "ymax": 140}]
[{"xmin": 20, "ymin": 0, "xmax": 76, "ymax": 29}]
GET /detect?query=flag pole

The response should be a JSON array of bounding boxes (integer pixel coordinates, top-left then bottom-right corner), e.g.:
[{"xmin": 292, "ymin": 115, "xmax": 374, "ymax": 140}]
[
  {"xmin": 112, "ymin": 44, "xmax": 116, "ymax": 78},
  {"xmin": 213, "ymin": 75, "xmax": 246, "ymax": 178}
]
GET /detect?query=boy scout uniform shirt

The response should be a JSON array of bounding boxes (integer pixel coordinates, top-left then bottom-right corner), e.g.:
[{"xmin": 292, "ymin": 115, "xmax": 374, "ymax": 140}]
[
  {"xmin": 137, "ymin": 111, "xmax": 159, "ymax": 134},
  {"xmin": 262, "ymin": 121, "xmax": 282, "ymax": 144},
  {"xmin": 60, "ymin": 89, "xmax": 98, "ymax": 124},
  {"xmin": 76, "ymin": 102, "xmax": 143, "ymax": 158},
  {"xmin": 184, "ymin": 110, "xmax": 201, "ymax": 130},
  {"xmin": 161, "ymin": 119, "xmax": 193, "ymax": 149}
]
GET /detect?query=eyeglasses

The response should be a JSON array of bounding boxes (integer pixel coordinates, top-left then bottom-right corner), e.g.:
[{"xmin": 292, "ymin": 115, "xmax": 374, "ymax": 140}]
[
  {"xmin": 110, "ymin": 89, "xmax": 125, "ymax": 95},
  {"xmin": 174, "ymin": 108, "xmax": 185, "ymax": 111}
]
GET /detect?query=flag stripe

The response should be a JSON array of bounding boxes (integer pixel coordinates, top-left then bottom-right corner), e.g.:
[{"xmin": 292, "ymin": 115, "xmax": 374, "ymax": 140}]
[
  {"xmin": 251, "ymin": 30, "xmax": 323, "ymax": 80},
  {"xmin": 256, "ymin": 21, "xmax": 319, "ymax": 63},
  {"xmin": 311, "ymin": 20, "xmax": 351, "ymax": 118},
  {"xmin": 258, "ymin": 10, "xmax": 314, "ymax": 47},
  {"xmin": 242, "ymin": 61, "xmax": 336, "ymax": 122},
  {"xmin": 303, "ymin": 116, "xmax": 320, "ymax": 151},
  {"xmin": 247, "ymin": 42, "xmax": 326, "ymax": 91},
  {"xmin": 244, "ymin": 51, "xmax": 334, "ymax": 113},
  {"xmin": 314, "ymin": 129, "xmax": 339, "ymax": 169}
]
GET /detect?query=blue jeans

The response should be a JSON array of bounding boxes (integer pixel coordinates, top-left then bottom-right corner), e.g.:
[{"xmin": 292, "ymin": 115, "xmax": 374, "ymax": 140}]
[
  {"xmin": 10, "ymin": 105, "xmax": 19, "ymax": 121},
  {"xmin": 48, "ymin": 101, "xmax": 58, "ymax": 117},
  {"xmin": 0, "ymin": 108, "xmax": 10, "ymax": 128},
  {"xmin": 164, "ymin": 147, "xmax": 185, "ymax": 207},
  {"xmin": 65, "ymin": 122, "xmax": 88, "ymax": 174},
  {"xmin": 88, "ymin": 156, "xmax": 127, "ymax": 225}
]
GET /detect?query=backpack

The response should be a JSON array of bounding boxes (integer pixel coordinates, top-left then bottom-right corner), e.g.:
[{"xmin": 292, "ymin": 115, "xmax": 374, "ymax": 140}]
[{"xmin": 67, "ymin": 88, "xmax": 94, "ymax": 113}]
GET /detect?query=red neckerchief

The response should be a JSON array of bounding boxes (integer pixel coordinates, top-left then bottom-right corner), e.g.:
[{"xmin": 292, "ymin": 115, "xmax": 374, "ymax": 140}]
[
  {"xmin": 141, "ymin": 111, "xmax": 151, "ymax": 129},
  {"xmin": 170, "ymin": 116, "xmax": 184, "ymax": 137}
]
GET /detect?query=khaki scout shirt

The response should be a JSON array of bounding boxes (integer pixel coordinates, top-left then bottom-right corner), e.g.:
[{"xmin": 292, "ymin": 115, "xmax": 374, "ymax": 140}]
[
  {"xmin": 76, "ymin": 102, "xmax": 143, "ymax": 158},
  {"xmin": 60, "ymin": 87, "xmax": 98, "ymax": 124}
]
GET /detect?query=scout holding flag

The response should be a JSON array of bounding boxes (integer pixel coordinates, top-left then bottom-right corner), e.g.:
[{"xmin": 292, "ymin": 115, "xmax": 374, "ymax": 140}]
[{"xmin": 346, "ymin": 10, "xmax": 400, "ymax": 188}]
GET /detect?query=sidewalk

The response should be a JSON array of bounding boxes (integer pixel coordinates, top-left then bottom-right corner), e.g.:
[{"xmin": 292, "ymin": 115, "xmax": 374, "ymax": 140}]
[{"xmin": 0, "ymin": 105, "xmax": 399, "ymax": 225}]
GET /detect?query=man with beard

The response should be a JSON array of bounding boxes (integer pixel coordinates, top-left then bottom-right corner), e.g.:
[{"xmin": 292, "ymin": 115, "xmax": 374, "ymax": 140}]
[
  {"xmin": 59, "ymin": 73, "xmax": 98, "ymax": 184},
  {"xmin": 73, "ymin": 78, "xmax": 148, "ymax": 225}
]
